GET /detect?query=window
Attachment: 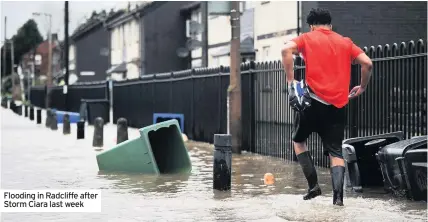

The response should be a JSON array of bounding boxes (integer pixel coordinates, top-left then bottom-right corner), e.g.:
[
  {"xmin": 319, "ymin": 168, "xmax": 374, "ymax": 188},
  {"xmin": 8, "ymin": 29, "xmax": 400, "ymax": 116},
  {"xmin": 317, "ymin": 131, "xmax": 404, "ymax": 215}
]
[
  {"xmin": 35, "ymin": 54, "xmax": 42, "ymax": 65},
  {"xmin": 191, "ymin": 58, "xmax": 202, "ymax": 68},
  {"xmin": 191, "ymin": 9, "xmax": 201, "ymax": 23},
  {"xmin": 135, "ymin": 21, "xmax": 139, "ymax": 43},
  {"xmin": 126, "ymin": 24, "xmax": 130, "ymax": 46},
  {"xmin": 262, "ymin": 46, "xmax": 270, "ymax": 60},
  {"xmin": 117, "ymin": 28, "xmax": 121, "ymax": 50},
  {"xmin": 211, "ymin": 56, "xmax": 220, "ymax": 67},
  {"xmin": 187, "ymin": 8, "xmax": 202, "ymax": 38},
  {"xmin": 52, "ymin": 53, "xmax": 59, "ymax": 65},
  {"xmin": 122, "ymin": 25, "xmax": 127, "ymax": 62}
]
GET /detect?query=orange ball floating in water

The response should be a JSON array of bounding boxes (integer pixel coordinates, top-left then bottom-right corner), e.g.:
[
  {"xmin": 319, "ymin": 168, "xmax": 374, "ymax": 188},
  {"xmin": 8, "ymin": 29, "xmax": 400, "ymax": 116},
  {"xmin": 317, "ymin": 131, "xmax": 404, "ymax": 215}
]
[{"xmin": 264, "ymin": 173, "xmax": 275, "ymax": 185}]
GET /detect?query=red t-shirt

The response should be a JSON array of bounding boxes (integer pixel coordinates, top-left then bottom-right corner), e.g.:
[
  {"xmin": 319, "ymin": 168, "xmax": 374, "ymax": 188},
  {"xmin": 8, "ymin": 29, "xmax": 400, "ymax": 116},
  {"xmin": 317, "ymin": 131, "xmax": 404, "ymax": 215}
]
[{"xmin": 291, "ymin": 28, "xmax": 364, "ymax": 108}]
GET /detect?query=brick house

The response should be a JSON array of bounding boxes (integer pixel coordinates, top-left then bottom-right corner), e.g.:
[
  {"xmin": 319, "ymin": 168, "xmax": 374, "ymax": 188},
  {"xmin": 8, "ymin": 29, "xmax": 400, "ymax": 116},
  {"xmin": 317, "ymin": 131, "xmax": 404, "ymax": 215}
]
[{"xmin": 21, "ymin": 34, "xmax": 62, "ymax": 85}]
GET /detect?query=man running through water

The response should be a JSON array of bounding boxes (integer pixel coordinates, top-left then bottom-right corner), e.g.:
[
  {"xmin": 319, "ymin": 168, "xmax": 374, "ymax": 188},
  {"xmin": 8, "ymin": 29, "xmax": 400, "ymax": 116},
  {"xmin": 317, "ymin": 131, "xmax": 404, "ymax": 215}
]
[{"xmin": 281, "ymin": 8, "xmax": 373, "ymax": 206}]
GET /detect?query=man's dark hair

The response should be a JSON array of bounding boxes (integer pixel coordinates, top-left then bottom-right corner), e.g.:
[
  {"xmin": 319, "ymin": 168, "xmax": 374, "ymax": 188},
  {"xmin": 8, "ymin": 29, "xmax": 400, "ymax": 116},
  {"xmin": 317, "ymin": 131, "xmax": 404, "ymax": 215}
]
[{"xmin": 306, "ymin": 8, "xmax": 332, "ymax": 25}]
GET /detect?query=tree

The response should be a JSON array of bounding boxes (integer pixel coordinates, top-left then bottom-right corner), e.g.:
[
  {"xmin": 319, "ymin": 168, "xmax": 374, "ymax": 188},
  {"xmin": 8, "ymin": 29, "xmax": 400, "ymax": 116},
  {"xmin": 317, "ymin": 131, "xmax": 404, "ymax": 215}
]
[
  {"xmin": 13, "ymin": 19, "xmax": 44, "ymax": 66},
  {"xmin": 0, "ymin": 46, "xmax": 12, "ymax": 77},
  {"xmin": 1, "ymin": 19, "xmax": 43, "ymax": 78},
  {"xmin": 1, "ymin": 19, "xmax": 43, "ymax": 99}
]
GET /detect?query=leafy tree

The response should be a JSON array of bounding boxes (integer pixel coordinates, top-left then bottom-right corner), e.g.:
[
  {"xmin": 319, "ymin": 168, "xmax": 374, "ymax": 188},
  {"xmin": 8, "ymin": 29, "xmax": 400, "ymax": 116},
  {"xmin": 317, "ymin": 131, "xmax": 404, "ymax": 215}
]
[
  {"xmin": 1, "ymin": 19, "xmax": 43, "ymax": 78},
  {"xmin": 13, "ymin": 19, "xmax": 44, "ymax": 65},
  {"xmin": 1, "ymin": 19, "xmax": 43, "ymax": 98},
  {"xmin": 0, "ymin": 46, "xmax": 12, "ymax": 77}
]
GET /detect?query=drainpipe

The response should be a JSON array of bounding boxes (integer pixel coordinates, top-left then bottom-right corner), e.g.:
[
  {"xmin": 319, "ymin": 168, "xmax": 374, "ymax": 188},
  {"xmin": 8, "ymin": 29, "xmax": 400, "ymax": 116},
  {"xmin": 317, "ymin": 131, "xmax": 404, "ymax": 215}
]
[{"xmin": 140, "ymin": 15, "xmax": 145, "ymax": 75}]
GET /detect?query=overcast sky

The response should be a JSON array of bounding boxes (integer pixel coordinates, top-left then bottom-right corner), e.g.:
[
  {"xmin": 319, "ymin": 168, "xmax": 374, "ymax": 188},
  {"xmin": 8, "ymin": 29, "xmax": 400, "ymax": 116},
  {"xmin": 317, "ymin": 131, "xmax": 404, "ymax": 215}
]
[{"xmin": 0, "ymin": 1, "xmax": 132, "ymax": 45}]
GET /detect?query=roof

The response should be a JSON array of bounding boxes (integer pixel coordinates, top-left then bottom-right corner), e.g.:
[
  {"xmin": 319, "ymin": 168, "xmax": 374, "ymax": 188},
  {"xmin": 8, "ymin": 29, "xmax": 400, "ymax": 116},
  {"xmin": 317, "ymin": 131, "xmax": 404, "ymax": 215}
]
[
  {"xmin": 21, "ymin": 34, "xmax": 61, "ymax": 60},
  {"xmin": 180, "ymin": 2, "xmax": 201, "ymax": 13},
  {"xmin": 71, "ymin": 10, "xmax": 125, "ymax": 41},
  {"xmin": 106, "ymin": 2, "xmax": 155, "ymax": 29},
  {"xmin": 22, "ymin": 39, "xmax": 60, "ymax": 57}
]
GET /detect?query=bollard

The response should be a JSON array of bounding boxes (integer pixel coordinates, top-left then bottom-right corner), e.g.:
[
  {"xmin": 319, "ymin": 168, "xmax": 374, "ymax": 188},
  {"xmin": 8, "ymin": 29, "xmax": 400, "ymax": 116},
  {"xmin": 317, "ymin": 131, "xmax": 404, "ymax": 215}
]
[
  {"xmin": 213, "ymin": 134, "xmax": 232, "ymax": 191},
  {"xmin": 36, "ymin": 109, "xmax": 42, "ymax": 124},
  {"xmin": 63, "ymin": 114, "xmax": 71, "ymax": 135},
  {"xmin": 45, "ymin": 109, "xmax": 52, "ymax": 128},
  {"xmin": 24, "ymin": 105, "xmax": 28, "ymax": 117},
  {"xmin": 93, "ymin": 117, "xmax": 104, "ymax": 147},
  {"xmin": 77, "ymin": 120, "xmax": 85, "ymax": 139},
  {"xmin": 117, "ymin": 118, "xmax": 128, "ymax": 144},
  {"xmin": 17, "ymin": 105, "xmax": 22, "ymax": 116},
  {"xmin": 2, "ymin": 98, "xmax": 8, "ymax": 109},
  {"xmin": 29, "ymin": 106, "xmax": 34, "ymax": 121},
  {"xmin": 10, "ymin": 100, "xmax": 15, "ymax": 112},
  {"xmin": 50, "ymin": 112, "xmax": 58, "ymax": 130}
]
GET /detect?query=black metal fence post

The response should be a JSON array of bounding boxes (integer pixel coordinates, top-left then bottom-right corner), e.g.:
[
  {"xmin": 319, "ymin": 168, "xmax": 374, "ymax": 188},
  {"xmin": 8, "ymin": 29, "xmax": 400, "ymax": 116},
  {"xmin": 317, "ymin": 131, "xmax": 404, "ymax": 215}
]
[{"xmin": 249, "ymin": 61, "xmax": 256, "ymax": 153}]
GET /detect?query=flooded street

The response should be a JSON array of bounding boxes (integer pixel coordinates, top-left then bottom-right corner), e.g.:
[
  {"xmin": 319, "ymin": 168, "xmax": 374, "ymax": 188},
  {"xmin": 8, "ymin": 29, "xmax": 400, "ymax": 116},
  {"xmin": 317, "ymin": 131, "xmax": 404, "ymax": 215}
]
[{"xmin": 1, "ymin": 108, "xmax": 426, "ymax": 222}]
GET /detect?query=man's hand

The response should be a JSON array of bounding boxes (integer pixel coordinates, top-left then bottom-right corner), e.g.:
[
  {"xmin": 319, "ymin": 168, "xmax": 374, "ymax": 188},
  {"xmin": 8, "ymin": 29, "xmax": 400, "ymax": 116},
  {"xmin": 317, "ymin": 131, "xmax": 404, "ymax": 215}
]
[
  {"xmin": 287, "ymin": 79, "xmax": 298, "ymax": 88},
  {"xmin": 348, "ymin": 85, "xmax": 366, "ymax": 99},
  {"xmin": 288, "ymin": 80, "xmax": 311, "ymax": 112},
  {"xmin": 288, "ymin": 81, "xmax": 301, "ymax": 111}
]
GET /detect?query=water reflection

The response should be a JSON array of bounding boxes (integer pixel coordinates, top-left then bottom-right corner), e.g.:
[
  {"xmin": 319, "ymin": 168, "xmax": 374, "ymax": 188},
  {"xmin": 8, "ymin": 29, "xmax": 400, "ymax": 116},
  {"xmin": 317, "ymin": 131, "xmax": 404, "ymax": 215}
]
[
  {"xmin": 212, "ymin": 190, "xmax": 232, "ymax": 200},
  {"xmin": 97, "ymin": 171, "xmax": 191, "ymax": 194}
]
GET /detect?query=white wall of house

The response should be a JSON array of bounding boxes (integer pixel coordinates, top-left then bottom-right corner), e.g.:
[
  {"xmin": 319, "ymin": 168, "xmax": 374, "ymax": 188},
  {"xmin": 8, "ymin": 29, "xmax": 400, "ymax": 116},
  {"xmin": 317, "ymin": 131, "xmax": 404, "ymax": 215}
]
[
  {"xmin": 110, "ymin": 18, "xmax": 140, "ymax": 80},
  {"xmin": 207, "ymin": 1, "xmax": 256, "ymax": 68},
  {"xmin": 254, "ymin": 1, "xmax": 298, "ymax": 62}
]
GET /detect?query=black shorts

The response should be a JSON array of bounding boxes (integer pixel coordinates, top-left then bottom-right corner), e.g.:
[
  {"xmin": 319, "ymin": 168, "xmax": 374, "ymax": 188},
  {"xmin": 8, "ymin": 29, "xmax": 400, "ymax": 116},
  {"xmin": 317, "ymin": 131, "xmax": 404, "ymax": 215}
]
[{"xmin": 292, "ymin": 99, "xmax": 346, "ymax": 158}]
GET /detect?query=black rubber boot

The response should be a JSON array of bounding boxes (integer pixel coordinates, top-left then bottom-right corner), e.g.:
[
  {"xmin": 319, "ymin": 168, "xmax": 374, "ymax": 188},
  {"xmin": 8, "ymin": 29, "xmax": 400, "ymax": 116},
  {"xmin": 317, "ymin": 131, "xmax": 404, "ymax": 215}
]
[
  {"xmin": 297, "ymin": 151, "xmax": 322, "ymax": 200},
  {"xmin": 331, "ymin": 166, "xmax": 345, "ymax": 206}
]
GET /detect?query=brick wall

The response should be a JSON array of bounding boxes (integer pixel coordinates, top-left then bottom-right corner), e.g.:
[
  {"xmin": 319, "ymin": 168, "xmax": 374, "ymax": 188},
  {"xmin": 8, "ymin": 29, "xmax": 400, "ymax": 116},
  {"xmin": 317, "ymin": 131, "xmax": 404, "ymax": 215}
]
[{"xmin": 301, "ymin": 1, "xmax": 427, "ymax": 48}]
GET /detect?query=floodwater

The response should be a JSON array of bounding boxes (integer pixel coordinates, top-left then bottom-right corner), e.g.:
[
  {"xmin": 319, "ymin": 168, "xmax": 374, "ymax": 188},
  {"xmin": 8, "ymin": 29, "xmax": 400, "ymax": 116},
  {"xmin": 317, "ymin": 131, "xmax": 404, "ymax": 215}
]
[{"xmin": 1, "ymin": 108, "xmax": 427, "ymax": 222}]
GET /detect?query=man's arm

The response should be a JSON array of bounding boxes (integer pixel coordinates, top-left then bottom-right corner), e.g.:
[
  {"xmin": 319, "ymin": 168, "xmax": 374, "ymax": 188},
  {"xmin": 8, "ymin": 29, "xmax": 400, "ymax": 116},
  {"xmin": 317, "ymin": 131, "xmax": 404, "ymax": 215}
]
[
  {"xmin": 348, "ymin": 40, "xmax": 373, "ymax": 89},
  {"xmin": 281, "ymin": 41, "xmax": 300, "ymax": 85},
  {"xmin": 353, "ymin": 53, "xmax": 373, "ymax": 89},
  {"xmin": 348, "ymin": 42, "xmax": 373, "ymax": 98}
]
